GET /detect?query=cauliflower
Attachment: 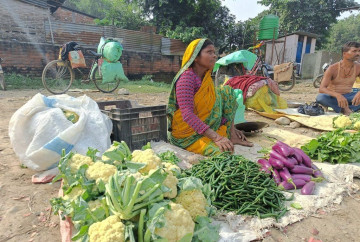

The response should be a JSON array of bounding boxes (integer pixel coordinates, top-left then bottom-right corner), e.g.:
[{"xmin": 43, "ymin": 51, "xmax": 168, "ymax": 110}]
[
  {"xmin": 88, "ymin": 199, "xmax": 102, "ymax": 211},
  {"xmin": 85, "ymin": 161, "xmax": 117, "ymax": 183},
  {"xmin": 63, "ymin": 186, "xmax": 84, "ymax": 200},
  {"xmin": 88, "ymin": 215, "xmax": 125, "ymax": 242},
  {"xmin": 131, "ymin": 149, "xmax": 162, "ymax": 173},
  {"xmin": 101, "ymin": 145, "xmax": 117, "ymax": 162},
  {"xmin": 333, "ymin": 115, "xmax": 352, "ymax": 128},
  {"xmin": 354, "ymin": 121, "xmax": 360, "ymax": 130},
  {"xmin": 175, "ymin": 189, "xmax": 207, "ymax": 220},
  {"xmin": 162, "ymin": 171, "xmax": 178, "ymax": 199},
  {"xmin": 163, "ymin": 162, "xmax": 181, "ymax": 176},
  {"xmin": 69, "ymin": 154, "xmax": 94, "ymax": 173},
  {"xmin": 154, "ymin": 202, "xmax": 195, "ymax": 242}
]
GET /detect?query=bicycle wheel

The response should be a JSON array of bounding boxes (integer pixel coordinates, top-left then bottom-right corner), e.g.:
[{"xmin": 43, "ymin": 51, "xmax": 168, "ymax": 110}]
[
  {"xmin": 277, "ymin": 71, "xmax": 296, "ymax": 91},
  {"xmin": 42, "ymin": 60, "xmax": 74, "ymax": 94},
  {"xmin": 91, "ymin": 65, "xmax": 120, "ymax": 93},
  {"xmin": 313, "ymin": 74, "xmax": 323, "ymax": 88},
  {"xmin": 0, "ymin": 73, "xmax": 5, "ymax": 91}
]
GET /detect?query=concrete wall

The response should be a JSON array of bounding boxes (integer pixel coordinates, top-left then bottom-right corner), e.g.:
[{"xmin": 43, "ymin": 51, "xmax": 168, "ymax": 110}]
[{"xmin": 301, "ymin": 51, "xmax": 342, "ymax": 79}]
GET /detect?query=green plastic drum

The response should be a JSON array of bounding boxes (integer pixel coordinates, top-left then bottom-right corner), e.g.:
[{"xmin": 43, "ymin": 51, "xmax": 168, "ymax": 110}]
[{"xmin": 258, "ymin": 14, "xmax": 279, "ymax": 40}]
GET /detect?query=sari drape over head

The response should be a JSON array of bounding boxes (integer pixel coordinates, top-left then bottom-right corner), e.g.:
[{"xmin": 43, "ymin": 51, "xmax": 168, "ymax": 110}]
[{"xmin": 167, "ymin": 39, "xmax": 237, "ymax": 156}]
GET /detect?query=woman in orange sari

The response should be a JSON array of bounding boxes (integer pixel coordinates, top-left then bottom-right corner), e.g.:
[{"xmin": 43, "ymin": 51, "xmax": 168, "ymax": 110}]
[{"xmin": 167, "ymin": 39, "xmax": 253, "ymax": 156}]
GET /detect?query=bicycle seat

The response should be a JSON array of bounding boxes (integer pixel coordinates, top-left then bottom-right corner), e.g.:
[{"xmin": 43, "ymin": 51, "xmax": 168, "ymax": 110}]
[{"xmin": 87, "ymin": 50, "xmax": 102, "ymax": 57}]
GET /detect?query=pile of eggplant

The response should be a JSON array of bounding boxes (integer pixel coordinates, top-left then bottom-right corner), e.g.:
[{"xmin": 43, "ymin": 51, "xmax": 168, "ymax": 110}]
[{"xmin": 258, "ymin": 141, "xmax": 324, "ymax": 195}]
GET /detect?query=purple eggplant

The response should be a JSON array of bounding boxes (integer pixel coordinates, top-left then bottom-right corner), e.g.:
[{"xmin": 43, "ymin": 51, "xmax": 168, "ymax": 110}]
[
  {"xmin": 273, "ymin": 141, "xmax": 294, "ymax": 157},
  {"xmin": 269, "ymin": 157, "xmax": 284, "ymax": 170},
  {"xmin": 279, "ymin": 167, "xmax": 296, "ymax": 188},
  {"xmin": 293, "ymin": 148, "xmax": 312, "ymax": 167},
  {"xmin": 260, "ymin": 166, "xmax": 271, "ymax": 174},
  {"xmin": 271, "ymin": 168, "xmax": 281, "ymax": 185},
  {"xmin": 290, "ymin": 165, "xmax": 314, "ymax": 175},
  {"xmin": 282, "ymin": 158, "xmax": 295, "ymax": 169},
  {"xmin": 311, "ymin": 164, "xmax": 324, "ymax": 178},
  {"xmin": 278, "ymin": 179, "xmax": 306, "ymax": 190},
  {"xmin": 293, "ymin": 151, "xmax": 303, "ymax": 164},
  {"xmin": 258, "ymin": 159, "xmax": 273, "ymax": 174},
  {"xmin": 288, "ymin": 157, "xmax": 298, "ymax": 165},
  {"xmin": 291, "ymin": 174, "xmax": 312, "ymax": 182},
  {"xmin": 270, "ymin": 150, "xmax": 288, "ymax": 163},
  {"xmin": 301, "ymin": 181, "xmax": 316, "ymax": 195},
  {"xmin": 292, "ymin": 174, "xmax": 324, "ymax": 183}
]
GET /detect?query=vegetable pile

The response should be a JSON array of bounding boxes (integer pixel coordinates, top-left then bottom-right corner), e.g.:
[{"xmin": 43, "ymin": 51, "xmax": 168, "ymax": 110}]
[
  {"xmin": 302, "ymin": 129, "xmax": 360, "ymax": 163},
  {"xmin": 184, "ymin": 153, "xmax": 289, "ymax": 220},
  {"xmin": 333, "ymin": 113, "xmax": 360, "ymax": 130},
  {"xmin": 50, "ymin": 141, "xmax": 220, "ymax": 242},
  {"xmin": 258, "ymin": 141, "xmax": 324, "ymax": 195}
]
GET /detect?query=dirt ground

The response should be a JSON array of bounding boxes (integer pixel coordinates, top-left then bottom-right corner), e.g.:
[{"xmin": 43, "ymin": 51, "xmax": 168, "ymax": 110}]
[{"xmin": 0, "ymin": 81, "xmax": 359, "ymax": 242}]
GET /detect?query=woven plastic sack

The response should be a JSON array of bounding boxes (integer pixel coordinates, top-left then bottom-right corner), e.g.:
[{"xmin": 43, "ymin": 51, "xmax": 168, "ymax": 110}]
[
  {"xmin": 274, "ymin": 62, "xmax": 293, "ymax": 83},
  {"xmin": 245, "ymin": 85, "xmax": 287, "ymax": 113},
  {"xmin": 100, "ymin": 59, "xmax": 128, "ymax": 84},
  {"xmin": 97, "ymin": 37, "xmax": 123, "ymax": 63},
  {"xmin": 68, "ymin": 50, "xmax": 86, "ymax": 68}
]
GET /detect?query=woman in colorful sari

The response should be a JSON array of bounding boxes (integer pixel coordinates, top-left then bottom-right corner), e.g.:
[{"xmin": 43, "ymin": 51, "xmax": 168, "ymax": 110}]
[{"xmin": 167, "ymin": 38, "xmax": 253, "ymax": 156}]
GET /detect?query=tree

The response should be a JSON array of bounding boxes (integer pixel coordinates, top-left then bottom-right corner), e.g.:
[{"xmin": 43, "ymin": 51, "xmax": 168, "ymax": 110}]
[
  {"xmin": 134, "ymin": 0, "xmax": 236, "ymax": 47},
  {"xmin": 64, "ymin": 0, "xmax": 147, "ymax": 30},
  {"xmin": 258, "ymin": 0, "xmax": 358, "ymax": 47},
  {"xmin": 324, "ymin": 13, "xmax": 360, "ymax": 52}
]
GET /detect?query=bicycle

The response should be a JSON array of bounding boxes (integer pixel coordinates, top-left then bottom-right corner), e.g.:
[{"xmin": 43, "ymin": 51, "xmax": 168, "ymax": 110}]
[
  {"xmin": 42, "ymin": 45, "xmax": 121, "ymax": 94},
  {"xmin": 0, "ymin": 57, "xmax": 6, "ymax": 91},
  {"xmin": 248, "ymin": 42, "xmax": 296, "ymax": 91}
]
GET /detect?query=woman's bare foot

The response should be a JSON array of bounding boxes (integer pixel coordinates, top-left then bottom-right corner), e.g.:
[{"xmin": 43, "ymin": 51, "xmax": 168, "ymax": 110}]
[{"xmin": 230, "ymin": 128, "xmax": 254, "ymax": 147}]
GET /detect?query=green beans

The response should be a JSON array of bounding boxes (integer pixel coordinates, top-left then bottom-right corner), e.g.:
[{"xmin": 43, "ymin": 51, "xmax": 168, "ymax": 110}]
[{"xmin": 184, "ymin": 153, "xmax": 289, "ymax": 219}]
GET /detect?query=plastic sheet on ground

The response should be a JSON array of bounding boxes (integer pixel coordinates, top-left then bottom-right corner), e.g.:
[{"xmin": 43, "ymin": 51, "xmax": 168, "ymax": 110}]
[{"xmin": 151, "ymin": 142, "xmax": 360, "ymax": 242}]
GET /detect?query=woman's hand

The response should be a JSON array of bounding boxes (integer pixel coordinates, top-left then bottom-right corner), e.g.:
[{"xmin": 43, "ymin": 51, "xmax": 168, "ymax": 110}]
[{"xmin": 214, "ymin": 136, "xmax": 234, "ymax": 153}]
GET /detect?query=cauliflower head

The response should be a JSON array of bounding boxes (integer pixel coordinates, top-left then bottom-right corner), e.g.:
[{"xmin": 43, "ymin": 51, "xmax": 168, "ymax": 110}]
[
  {"xmin": 88, "ymin": 199, "xmax": 102, "ymax": 211},
  {"xmin": 354, "ymin": 121, "xmax": 360, "ymax": 130},
  {"xmin": 131, "ymin": 149, "xmax": 161, "ymax": 173},
  {"xmin": 175, "ymin": 189, "xmax": 207, "ymax": 220},
  {"xmin": 334, "ymin": 115, "xmax": 352, "ymax": 128},
  {"xmin": 85, "ymin": 161, "xmax": 117, "ymax": 183},
  {"xmin": 69, "ymin": 154, "xmax": 94, "ymax": 173},
  {"xmin": 88, "ymin": 215, "xmax": 125, "ymax": 242},
  {"xmin": 163, "ymin": 171, "xmax": 178, "ymax": 199},
  {"xmin": 155, "ymin": 202, "xmax": 195, "ymax": 242},
  {"xmin": 163, "ymin": 162, "xmax": 181, "ymax": 176}
]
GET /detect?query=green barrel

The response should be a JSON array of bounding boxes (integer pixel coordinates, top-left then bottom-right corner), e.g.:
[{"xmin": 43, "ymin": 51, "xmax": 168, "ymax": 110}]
[{"xmin": 258, "ymin": 14, "xmax": 279, "ymax": 40}]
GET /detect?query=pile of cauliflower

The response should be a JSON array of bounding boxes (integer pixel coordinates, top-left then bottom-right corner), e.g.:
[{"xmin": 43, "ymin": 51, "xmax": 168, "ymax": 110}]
[
  {"xmin": 52, "ymin": 142, "xmax": 218, "ymax": 242},
  {"xmin": 333, "ymin": 113, "xmax": 360, "ymax": 130}
]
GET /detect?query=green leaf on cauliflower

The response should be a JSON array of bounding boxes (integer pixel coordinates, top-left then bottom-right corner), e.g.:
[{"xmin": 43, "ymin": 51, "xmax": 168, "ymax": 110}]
[
  {"xmin": 192, "ymin": 216, "xmax": 220, "ymax": 242},
  {"xmin": 158, "ymin": 151, "xmax": 181, "ymax": 165},
  {"xmin": 178, "ymin": 177, "xmax": 203, "ymax": 191}
]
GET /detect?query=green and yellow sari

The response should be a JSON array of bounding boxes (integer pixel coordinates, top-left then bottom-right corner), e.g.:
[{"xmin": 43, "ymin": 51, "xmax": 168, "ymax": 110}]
[{"xmin": 167, "ymin": 39, "xmax": 238, "ymax": 156}]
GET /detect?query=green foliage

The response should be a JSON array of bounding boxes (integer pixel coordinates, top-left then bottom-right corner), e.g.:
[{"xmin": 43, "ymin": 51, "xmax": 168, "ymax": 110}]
[
  {"xmin": 324, "ymin": 13, "xmax": 360, "ymax": 52},
  {"xmin": 258, "ymin": 0, "xmax": 358, "ymax": 47},
  {"xmin": 65, "ymin": 0, "xmax": 147, "ymax": 30},
  {"xmin": 301, "ymin": 129, "xmax": 360, "ymax": 163}
]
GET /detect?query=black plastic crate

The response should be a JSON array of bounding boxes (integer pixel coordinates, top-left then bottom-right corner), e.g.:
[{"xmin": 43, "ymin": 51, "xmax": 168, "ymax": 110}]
[{"xmin": 97, "ymin": 101, "xmax": 167, "ymax": 150}]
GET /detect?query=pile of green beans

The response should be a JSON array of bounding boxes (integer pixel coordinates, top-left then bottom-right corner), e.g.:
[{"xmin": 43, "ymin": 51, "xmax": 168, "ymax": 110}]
[{"xmin": 185, "ymin": 153, "xmax": 289, "ymax": 220}]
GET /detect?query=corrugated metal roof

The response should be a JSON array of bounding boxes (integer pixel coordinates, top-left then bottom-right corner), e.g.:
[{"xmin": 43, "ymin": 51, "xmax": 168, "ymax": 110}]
[{"xmin": 18, "ymin": 0, "xmax": 66, "ymax": 12}]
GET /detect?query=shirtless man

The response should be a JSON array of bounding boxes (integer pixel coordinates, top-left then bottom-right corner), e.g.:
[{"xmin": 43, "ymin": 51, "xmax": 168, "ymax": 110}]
[{"xmin": 316, "ymin": 41, "xmax": 360, "ymax": 115}]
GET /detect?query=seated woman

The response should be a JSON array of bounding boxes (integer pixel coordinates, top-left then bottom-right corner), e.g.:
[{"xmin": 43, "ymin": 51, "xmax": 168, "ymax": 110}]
[{"xmin": 167, "ymin": 38, "xmax": 253, "ymax": 156}]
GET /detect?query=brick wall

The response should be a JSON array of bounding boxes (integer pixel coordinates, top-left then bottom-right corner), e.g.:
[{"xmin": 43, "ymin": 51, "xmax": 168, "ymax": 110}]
[
  {"xmin": 52, "ymin": 7, "xmax": 95, "ymax": 25},
  {"xmin": 0, "ymin": 40, "xmax": 181, "ymax": 83},
  {"xmin": 0, "ymin": 0, "xmax": 48, "ymax": 43}
]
